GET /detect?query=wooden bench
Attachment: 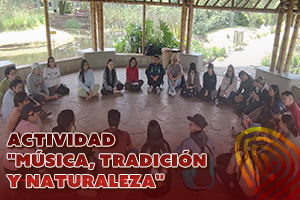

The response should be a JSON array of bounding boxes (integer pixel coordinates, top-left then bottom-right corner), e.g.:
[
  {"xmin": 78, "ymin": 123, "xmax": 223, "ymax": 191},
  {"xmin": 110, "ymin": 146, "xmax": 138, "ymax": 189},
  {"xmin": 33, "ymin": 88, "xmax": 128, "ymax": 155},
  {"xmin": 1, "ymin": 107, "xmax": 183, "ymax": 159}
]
[{"xmin": 75, "ymin": 10, "xmax": 89, "ymax": 18}]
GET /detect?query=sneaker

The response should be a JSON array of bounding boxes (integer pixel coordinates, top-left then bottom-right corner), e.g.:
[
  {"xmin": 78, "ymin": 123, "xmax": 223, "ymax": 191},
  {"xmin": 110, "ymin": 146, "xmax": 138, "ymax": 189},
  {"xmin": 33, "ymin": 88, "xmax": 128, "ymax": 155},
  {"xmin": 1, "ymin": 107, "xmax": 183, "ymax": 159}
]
[
  {"xmin": 171, "ymin": 90, "xmax": 176, "ymax": 97},
  {"xmin": 168, "ymin": 88, "xmax": 173, "ymax": 96},
  {"xmin": 156, "ymin": 86, "xmax": 161, "ymax": 94},
  {"xmin": 241, "ymin": 113, "xmax": 250, "ymax": 130},
  {"xmin": 148, "ymin": 85, "xmax": 153, "ymax": 93}
]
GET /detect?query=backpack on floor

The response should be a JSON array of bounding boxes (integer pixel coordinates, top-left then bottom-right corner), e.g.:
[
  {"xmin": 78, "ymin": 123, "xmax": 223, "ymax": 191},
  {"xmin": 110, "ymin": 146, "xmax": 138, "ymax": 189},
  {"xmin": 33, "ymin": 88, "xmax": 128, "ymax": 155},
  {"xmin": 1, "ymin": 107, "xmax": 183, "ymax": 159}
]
[{"xmin": 181, "ymin": 144, "xmax": 215, "ymax": 190}]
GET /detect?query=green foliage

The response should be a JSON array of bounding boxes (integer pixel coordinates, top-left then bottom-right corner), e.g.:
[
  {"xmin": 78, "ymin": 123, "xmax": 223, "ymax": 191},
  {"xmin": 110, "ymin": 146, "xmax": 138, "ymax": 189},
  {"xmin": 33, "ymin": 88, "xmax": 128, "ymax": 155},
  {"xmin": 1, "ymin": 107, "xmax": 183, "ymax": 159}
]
[
  {"xmin": 115, "ymin": 19, "xmax": 179, "ymax": 54},
  {"xmin": 0, "ymin": 0, "xmax": 45, "ymax": 32},
  {"xmin": 65, "ymin": 2, "xmax": 73, "ymax": 14},
  {"xmin": 261, "ymin": 53, "xmax": 271, "ymax": 67},
  {"xmin": 193, "ymin": 10, "xmax": 231, "ymax": 36},
  {"xmin": 234, "ymin": 13, "xmax": 249, "ymax": 27},
  {"xmin": 191, "ymin": 40, "xmax": 226, "ymax": 62},
  {"xmin": 0, "ymin": 11, "xmax": 45, "ymax": 32},
  {"xmin": 65, "ymin": 19, "xmax": 81, "ymax": 29}
]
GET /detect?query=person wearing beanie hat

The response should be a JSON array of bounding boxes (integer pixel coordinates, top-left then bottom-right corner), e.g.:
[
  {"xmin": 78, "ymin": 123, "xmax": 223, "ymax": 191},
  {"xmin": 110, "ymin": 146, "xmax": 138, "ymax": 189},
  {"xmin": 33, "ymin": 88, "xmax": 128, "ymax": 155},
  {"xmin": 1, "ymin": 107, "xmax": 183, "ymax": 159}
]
[
  {"xmin": 27, "ymin": 62, "xmax": 59, "ymax": 104},
  {"xmin": 180, "ymin": 63, "xmax": 200, "ymax": 98},
  {"xmin": 196, "ymin": 63, "xmax": 217, "ymax": 102}
]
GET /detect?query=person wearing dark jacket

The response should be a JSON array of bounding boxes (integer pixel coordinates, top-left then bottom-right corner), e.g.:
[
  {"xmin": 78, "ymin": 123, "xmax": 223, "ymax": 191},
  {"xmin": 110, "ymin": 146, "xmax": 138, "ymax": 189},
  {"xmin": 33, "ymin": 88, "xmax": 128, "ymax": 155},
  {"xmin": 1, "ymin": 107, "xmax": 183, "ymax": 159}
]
[
  {"xmin": 101, "ymin": 59, "xmax": 124, "ymax": 95},
  {"xmin": 234, "ymin": 70, "xmax": 255, "ymax": 105},
  {"xmin": 145, "ymin": 55, "xmax": 165, "ymax": 94},
  {"xmin": 243, "ymin": 76, "xmax": 269, "ymax": 115},
  {"xmin": 181, "ymin": 63, "xmax": 200, "ymax": 98},
  {"xmin": 197, "ymin": 63, "xmax": 217, "ymax": 102}
]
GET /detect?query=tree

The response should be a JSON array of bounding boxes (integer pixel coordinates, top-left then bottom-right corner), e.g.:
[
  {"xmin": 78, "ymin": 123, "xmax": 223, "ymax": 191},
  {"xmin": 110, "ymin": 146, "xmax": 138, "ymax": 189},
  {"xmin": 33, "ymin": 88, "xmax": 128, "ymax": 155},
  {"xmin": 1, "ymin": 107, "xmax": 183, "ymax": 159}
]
[{"xmin": 58, "ymin": 1, "xmax": 66, "ymax": 15}]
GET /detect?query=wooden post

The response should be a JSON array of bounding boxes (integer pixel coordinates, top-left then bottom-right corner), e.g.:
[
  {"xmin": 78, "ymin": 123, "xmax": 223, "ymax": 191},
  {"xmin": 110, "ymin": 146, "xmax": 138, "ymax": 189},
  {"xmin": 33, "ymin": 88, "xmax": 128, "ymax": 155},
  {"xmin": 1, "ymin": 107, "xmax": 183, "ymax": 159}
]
[
  {"xmin": 186, "ymin": 0, "xmax": 194, "ymax": 54},
  {"xmin": 142, "ymin": 4, "xmax": 146, "ymax": 54},
  {"xmin": 97, "ymin": 1, "xmax": 104, "ymax": 51},
  {"xmin": 90, "ymin": 2, "xmax": 97, "ymax": 51},
  {"xmin": 270, "ymin": 8, "xmax": 284, "ymax": 72},
  {"xmin": 180, "ymin": 3, "xmax": 187, "ymax": 52},
  {"xmin": 43, "ymin": 0, "xmax": 52, "ymax": 57},
  {"xmin": 284, "ymin": 15, "xmax": 300, "ymax": 73},
  {"xmin": 277, "ymin": 0, "xmax": 294, "ymax": 74}
]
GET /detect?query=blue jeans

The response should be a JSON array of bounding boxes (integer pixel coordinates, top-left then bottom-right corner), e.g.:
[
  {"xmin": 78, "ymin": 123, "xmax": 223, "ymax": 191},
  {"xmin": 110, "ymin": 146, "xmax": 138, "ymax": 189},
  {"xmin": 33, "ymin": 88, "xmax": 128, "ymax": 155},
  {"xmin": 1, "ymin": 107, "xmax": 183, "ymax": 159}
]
[
  {"xmin": 168, "ymin": 78, "xmax": 182, "ymax": 91},
  {"xmin": 249, "ymin": 121, "xmax": 260, "ymax": 128}
]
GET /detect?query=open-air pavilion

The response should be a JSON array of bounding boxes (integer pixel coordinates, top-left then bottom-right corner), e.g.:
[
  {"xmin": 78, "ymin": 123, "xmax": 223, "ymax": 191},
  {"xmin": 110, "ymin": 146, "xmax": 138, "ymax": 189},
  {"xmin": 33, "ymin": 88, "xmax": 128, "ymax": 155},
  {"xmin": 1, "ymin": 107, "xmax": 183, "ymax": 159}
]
[{"xmin": 0, "ymin": 0, "xmax": 300, "ymax": 200}]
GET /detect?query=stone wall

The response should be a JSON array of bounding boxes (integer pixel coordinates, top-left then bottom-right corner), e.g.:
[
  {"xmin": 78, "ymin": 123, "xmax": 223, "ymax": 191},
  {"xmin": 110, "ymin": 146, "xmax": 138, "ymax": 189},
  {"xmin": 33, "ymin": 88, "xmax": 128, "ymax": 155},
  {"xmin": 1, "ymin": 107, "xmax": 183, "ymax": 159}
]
[
  {"xmin": 1, "ymin": 50, "xmax": 204, "ymax": 83},
  {"xmin": 4, "ymin": 57, "xmax": 83, "ymax": 83}
]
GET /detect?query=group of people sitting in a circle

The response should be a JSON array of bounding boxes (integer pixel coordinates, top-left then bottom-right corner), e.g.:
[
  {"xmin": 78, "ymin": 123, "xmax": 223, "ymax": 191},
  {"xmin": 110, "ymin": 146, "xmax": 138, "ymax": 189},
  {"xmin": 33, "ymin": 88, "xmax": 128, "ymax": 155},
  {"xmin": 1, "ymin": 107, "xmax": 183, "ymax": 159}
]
[{"xmin": 1, "ymin": 54, "xmax": 300, "ymax": 199}]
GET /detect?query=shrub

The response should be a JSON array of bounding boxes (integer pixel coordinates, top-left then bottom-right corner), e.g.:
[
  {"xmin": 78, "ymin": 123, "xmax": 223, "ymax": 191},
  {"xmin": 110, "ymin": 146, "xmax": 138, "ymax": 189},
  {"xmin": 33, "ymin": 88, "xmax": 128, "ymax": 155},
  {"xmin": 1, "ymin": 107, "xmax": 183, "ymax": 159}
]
[
  {"xmin": 191, "ymin": 40, "xmax": 227, "ymax": 62},
  {"xmin": 261, "ymin": 53, "xmax": 271, "ymax": 67},
  {"xmin": 234, "ymin": 12, "xmax": 249, "ymax": 27},
  {"xmin": 115, "ymin": 19, "xmax": 179, "ymax": 54},
  {"xmin": 65, "ymin": 19, "xmax": 81, "ymax": 29}
]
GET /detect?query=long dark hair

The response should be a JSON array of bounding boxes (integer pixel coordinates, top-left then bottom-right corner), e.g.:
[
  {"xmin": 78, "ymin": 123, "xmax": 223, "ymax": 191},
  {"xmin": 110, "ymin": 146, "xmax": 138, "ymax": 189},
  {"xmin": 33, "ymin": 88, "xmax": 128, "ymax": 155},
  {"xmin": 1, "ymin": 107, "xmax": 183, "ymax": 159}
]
[
  {"xmin": 141, "ymin": 120, "xmax": 171, "ymax": 154},
  {"xmin": 270, "ymin": 84, "xmax": 280, "ymax": 101},
  {"xmin": 79, "ymin": 59, "xmax": 89, "ymax": 83},
  {"xmin": 47, "ymin": 56, "xmax": 56, "ymax": 68},
  {"xmin": 105, "ymin": 59, "xmax": 116, "ymax": 86},
  {"xmin": 53, "ymin": 109, "xmax": 75, "ymax": 132},
  {"xmin": 225, "ymin": 64, "xmax": 235, "ymax": 85},
  {"xmin": 282, "ymin": 114, "xmax": 298, "ymax": 137},
  {"xmin": 129, "ymin": 57, "xmax": 137, "ymax": 68}
]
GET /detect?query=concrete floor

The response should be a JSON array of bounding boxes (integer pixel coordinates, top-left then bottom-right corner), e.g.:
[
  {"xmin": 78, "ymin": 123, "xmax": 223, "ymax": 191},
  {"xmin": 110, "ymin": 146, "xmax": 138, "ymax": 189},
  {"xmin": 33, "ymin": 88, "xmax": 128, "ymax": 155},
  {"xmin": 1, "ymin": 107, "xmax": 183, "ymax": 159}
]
[{"xmin": 0, "ymin": 66, "xmax": 257, "ymax": 200}]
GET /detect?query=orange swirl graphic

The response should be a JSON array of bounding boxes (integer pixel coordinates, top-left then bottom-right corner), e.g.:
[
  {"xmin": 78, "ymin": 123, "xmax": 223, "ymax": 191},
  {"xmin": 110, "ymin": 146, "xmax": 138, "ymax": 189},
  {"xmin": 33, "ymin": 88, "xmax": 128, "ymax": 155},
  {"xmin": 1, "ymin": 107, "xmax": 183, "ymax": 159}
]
[{"xmin": 234, "ymin": 127, "xmax": 300, "ymax": 199}]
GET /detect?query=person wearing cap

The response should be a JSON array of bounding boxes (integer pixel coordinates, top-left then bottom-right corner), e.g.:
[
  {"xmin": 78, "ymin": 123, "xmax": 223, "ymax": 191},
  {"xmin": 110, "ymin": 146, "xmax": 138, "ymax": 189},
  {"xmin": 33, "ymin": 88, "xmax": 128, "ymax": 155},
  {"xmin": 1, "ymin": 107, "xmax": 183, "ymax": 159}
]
[
  {"xmin": 4, "ymin": 103, "xmax": 41, "ymax": 177},
  {"xmin": 217, "ymin": 64, "xmax": 237, "ymax": 104},
  {"xmin": 175, "ymin": 114, "xmax": 214, "ymax": 156},
  {"xmin": 234, "ymin": 70, "xmax": 255, "ymax": 105},
  {"xmin": 196, "ymin": 63, "xmax": 217, "ymax": 102},
  {"xmin": 2, "ymin": 79, "xmax": 23, "ymax": 122},
  {"xmin": 167, "ymin": 54, "xmax": 184, "ymax": 97},
  {"xmin": 145, "ymin": 55, "xmax": 165, "ymax": 94},
  {"xmin": 240, "ymin": 76, "xmax": 269, "ymax": 115},
  {"xmin": 180, "ymin": 63, "xmax": 200, "ymax": 98},
  {"xmin": 27, "ymin": 62, "xmax": 59, "ymax": 104},
  {"xmin": 0, "ymin": 65, "xmax": 23, "ymax": 112},
  {"xmin": 281, "ymin": 91, "xmax": 300, "ymax": 134}
]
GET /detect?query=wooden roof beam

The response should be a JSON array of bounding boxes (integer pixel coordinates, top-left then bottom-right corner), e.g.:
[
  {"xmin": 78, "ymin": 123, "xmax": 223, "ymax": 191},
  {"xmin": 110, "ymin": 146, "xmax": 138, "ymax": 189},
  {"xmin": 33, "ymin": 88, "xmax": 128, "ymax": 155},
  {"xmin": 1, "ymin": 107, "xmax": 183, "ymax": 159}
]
[
  {"xmin": 264, "ymin": 0, "xmax": 273, "ymax": 9},
  {"xmin": 204, "ymin": 0, "xmax": 210, "ymax": 6},
  {"xmin": 253, "ymin": 0, "xmax": 262, "ymax": 9},
  {"xmin": 222, "ymin": 0, "xmax": 231, "ymax": 7},
  {"xmin": 242, "ymin": 0, "xmax": 251, "ymax": 8},
  {"xmin": 213, "ymin": 0, "xmax": 221, "ymax": 7},
  {"xmin": 236, "ymin": 0, "xmax": 245, "ymax": 7}
]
